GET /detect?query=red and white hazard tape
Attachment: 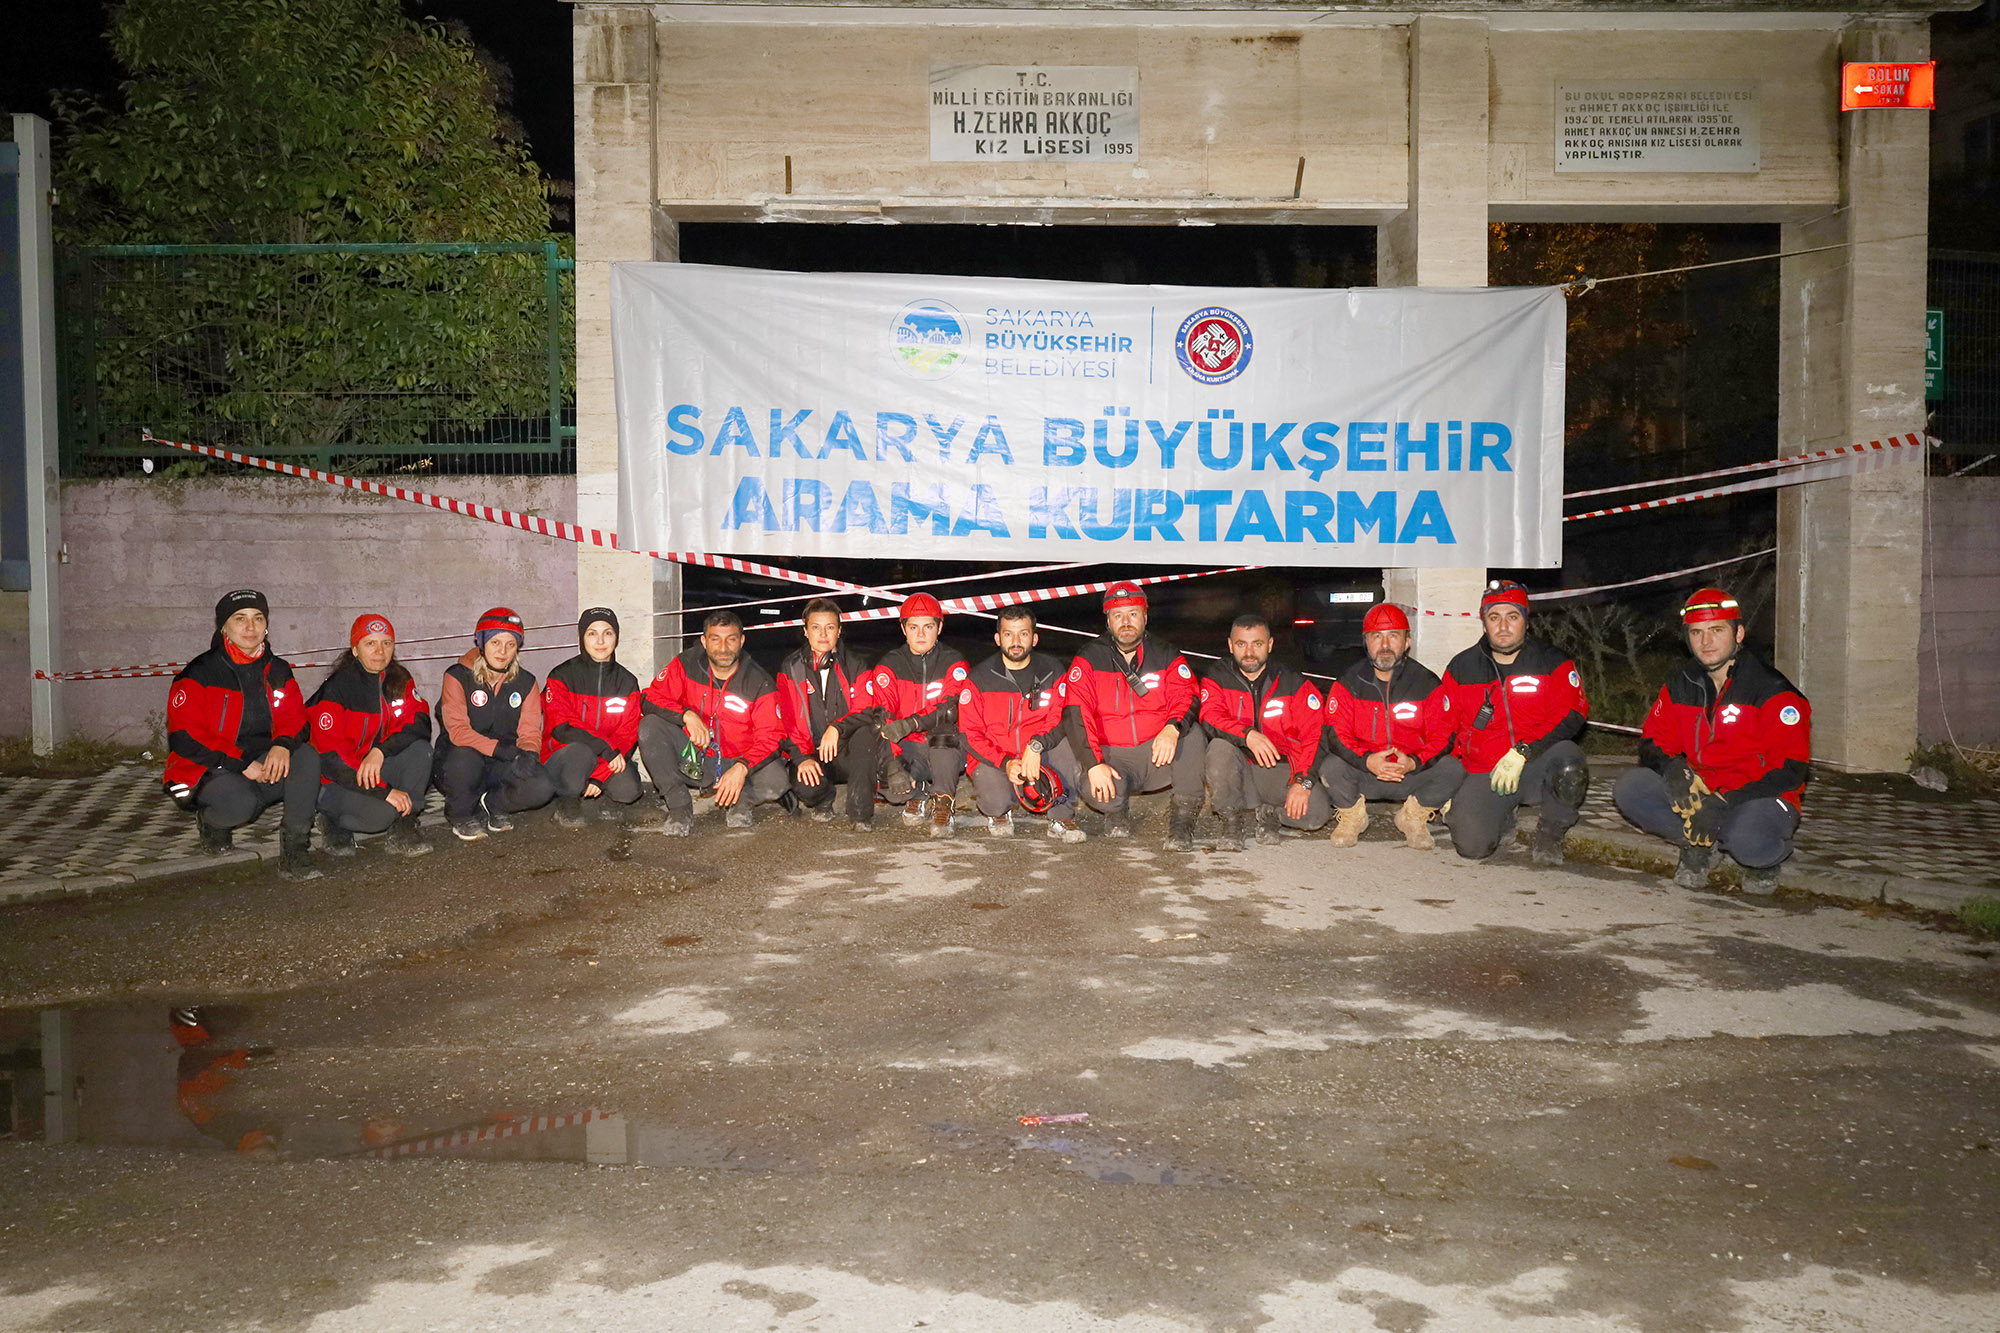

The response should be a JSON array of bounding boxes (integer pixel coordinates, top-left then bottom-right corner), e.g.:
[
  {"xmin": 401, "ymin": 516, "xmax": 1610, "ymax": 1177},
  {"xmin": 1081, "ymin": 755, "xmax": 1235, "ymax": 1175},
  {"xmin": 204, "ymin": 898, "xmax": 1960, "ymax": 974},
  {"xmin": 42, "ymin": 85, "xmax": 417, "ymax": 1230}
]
[
  {"xmin": 1563, "ymin": 432, "xmax": 1924, "ymax": 501},
  {"xmin": 1565, "ymin": 433, "xmax": 1921, "ymax": 523},
  {"xmin": 363, "ymin": 1108, "xmax": 613, "ymax": 1160}
]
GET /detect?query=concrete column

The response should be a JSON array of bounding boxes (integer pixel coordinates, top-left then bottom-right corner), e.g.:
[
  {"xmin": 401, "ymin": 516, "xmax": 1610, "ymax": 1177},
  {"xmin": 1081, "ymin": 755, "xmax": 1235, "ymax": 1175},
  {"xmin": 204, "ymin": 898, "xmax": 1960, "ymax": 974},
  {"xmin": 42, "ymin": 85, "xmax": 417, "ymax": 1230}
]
[
  {"xmin": 1376, "ymin": 17, "xmax": 1488, "ymax": 674},
  {"xmin": 15, "ymin": 115, "xmax": 63, "ymax": 752},
  {"xmin": 1776, "ymin": 20, "xmax": 1928, "ymax": 772},
  {"xmin": 575, "ymin": 6, "xmax": 675, "ymax": 684}
]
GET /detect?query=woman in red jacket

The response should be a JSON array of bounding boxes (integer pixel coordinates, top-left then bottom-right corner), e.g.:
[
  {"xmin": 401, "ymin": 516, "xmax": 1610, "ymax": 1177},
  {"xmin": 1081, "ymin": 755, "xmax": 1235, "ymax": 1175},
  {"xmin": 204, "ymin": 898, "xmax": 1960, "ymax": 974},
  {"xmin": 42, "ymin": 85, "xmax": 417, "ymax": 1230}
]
[
  {"xmin": 541, "ymin": 607, "xmax": 644, "ymax": 827},
  {"xmin": 306, "ymin": 613, "xmax": 434, "ymax": 857}
]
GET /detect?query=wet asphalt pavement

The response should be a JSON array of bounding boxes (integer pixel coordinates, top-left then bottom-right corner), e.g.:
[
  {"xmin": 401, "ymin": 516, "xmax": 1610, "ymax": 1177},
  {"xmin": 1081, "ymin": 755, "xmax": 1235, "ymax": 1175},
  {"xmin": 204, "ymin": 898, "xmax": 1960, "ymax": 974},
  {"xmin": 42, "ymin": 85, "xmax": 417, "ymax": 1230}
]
[{"xmin": 2, "ymin": 802, "xmax": 1998, "ymax": 1332}]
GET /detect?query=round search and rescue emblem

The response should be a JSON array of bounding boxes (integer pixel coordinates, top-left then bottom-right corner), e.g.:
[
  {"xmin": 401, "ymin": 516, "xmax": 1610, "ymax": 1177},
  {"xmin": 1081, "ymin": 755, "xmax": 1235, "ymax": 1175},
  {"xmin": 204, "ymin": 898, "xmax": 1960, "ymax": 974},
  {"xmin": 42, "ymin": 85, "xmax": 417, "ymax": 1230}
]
[
  {"xmin": 1175, "ymin": 306, "xmax": 1253, "ymax": 384},
  {"xmin": 1780, "ymin": 705, "xmax": 1801, "ymax": 725},
  {"xmin": 508, "ymin": 692, "xmax": 522, "ymax": 708}
]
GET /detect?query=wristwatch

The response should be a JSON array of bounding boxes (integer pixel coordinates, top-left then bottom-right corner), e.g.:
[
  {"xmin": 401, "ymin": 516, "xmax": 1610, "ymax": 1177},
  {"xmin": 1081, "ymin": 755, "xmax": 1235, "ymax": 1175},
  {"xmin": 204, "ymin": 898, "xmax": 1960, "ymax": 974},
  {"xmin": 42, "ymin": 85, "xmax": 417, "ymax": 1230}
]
[
  {"xmin": 1293, "ymin": 774, "xmax": 1314, "ymax": 790},
  {"xmin": 1025, "ymin": 738, "xmax": 1044, "ymax": 755}
]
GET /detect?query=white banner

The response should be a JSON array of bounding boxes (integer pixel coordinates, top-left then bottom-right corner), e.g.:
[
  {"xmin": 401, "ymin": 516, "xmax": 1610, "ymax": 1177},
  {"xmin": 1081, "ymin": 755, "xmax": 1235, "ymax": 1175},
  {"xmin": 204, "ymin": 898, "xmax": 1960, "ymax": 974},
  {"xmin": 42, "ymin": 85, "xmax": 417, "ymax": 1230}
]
[{"xmin": 612, "ymin": 265, "xmax": 1566, "ymax": 569}]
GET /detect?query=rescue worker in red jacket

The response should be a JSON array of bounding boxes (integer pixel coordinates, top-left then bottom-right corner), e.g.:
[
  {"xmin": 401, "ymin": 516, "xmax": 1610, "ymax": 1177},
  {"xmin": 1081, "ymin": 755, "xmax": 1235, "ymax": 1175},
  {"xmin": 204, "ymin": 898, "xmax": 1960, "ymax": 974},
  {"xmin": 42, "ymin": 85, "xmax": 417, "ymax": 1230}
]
[
  {"xmin": 164, "ymin": 589, "xmax": 322, "ymax": 880},
  {"xmin": 1441, "ymin": 581, "xmax": 1591, "ymax": 865},
  {"xmin": 866, "ymin": 592, "xmax": 976, "ymax": 839},
  {"xmin": 1061, "ymin": 581, "xmax": 1206, "ymax": 849},
  {"xmin": 305, "ymin": 612, "xmax": 432, "ymax": 857},
  {"xmin": 1199, "ymin": 613, "xmax": 1330, "ymax": 850},
  {"xmin": 637, "ymin": 609, "xmax": 788, "ymax": 835},
  {"xmin": 962, "ymin": 605, "xmax": 1085, "ymax": 842},
  {"xmin": 1614, "ymin": 587, "xmax": 1811, "ymax": 892},
  {"xmin": 776, "ymin": 598, "xmax": 882, "ymax": 829},
  {"xmin": 541, "ymin": 606, "xmax": 644, "ymax": 828},
  {"xmin": 1320, "ymin": 602, "xmax": 1465, "ymax": 851},
  {"xmin": 434, "ymin": 607, "xmax": 556, "ymax": 841}
]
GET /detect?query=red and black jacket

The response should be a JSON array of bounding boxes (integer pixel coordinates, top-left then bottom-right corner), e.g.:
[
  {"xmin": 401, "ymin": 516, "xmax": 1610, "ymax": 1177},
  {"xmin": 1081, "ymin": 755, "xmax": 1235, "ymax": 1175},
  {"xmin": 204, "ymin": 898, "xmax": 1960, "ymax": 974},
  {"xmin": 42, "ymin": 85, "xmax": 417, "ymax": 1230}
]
[
  {"xmin": 164, "ymin": 641, "xmax": 310, "ymax": 797},
  {"xmin": 866, "ymin": 644, "xmax": 975, "ymax": 746},
  {"xmin": 1324, "ymin": 656, "xmax": 1455, "ymax": 771},
  {"xmin": 306, "ymin": 661, "xmax": 431, "ymax": 788},
  {"xmin": 541, "ymin": 654, "xmax": 642, "ymax": 782},
  {"xmin": 963, "ymin": 651, "xmax": 1068, "ymax": 772},
  {"xmin": 1198, "ymin": 661, "xmax": 1325, "ymax": 785},
  {"xmin": 1060, "ymin": 633, "xmax": 1199, "ymax": 764},
  {"xmin": 1639, "ymin": 653, "xmax": 1811, "ymax": 806},
  {"xmin": 1441, "ymin": 636, "xmax": 1588, "ymax": 775},
  {"xmin": 776, "ymin": 644, "xmax": 879, "ymax": 761},
  {"xmin": 643, "ymin": 646, "xmax": 785, "ymax": 772}
]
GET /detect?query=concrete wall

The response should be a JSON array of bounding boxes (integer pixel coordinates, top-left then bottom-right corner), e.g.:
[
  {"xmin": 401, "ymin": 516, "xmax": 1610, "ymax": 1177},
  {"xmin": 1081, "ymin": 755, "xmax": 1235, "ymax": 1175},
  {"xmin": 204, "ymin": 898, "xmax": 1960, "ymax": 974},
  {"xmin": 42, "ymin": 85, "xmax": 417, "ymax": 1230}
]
[
  {"xmin": 1920, "ymin": 476, "xmax": 2000, "ymax": 749},
  {"xmin": 0, "ymin": 476, "xmax": 600, "ymax": 746}
]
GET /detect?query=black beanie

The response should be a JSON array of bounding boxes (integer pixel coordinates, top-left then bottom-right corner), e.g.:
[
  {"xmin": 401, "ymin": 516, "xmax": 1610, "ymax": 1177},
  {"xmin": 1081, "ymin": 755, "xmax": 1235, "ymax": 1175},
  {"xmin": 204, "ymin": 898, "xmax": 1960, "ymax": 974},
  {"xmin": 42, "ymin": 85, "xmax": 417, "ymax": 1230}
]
[
  {"xmin": 577, "ymin": 606, "xmax": 620, "ymax": 653},
  {"xmin": 214, "ymin": 588, "xmax": 269, "ymax": 630}
]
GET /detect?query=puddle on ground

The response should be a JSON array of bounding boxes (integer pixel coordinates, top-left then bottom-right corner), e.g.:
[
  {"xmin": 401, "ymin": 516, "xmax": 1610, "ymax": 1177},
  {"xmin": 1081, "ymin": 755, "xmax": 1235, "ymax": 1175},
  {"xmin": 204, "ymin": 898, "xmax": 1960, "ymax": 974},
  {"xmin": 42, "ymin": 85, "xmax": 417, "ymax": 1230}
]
[
  {"xmin": 2, "ymin": 1001, "xmax": 798, "ymax": 1171},
  {"xmin": 928, "ymin": 1120, "xmax": 1229, "ymax": 1187}
]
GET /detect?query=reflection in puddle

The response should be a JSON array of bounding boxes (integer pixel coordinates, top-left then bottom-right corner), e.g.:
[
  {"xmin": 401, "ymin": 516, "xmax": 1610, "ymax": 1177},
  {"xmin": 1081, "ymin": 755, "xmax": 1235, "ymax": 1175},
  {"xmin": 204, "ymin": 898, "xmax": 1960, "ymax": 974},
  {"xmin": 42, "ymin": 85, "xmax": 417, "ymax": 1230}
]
[
  {"xmin": 930, "ymin": 1121, "xmax": 1225, "ymax": 1187},
  {"xmin": 6, "ymin": 1002, "xmax": 801, "ymax": 1172}
]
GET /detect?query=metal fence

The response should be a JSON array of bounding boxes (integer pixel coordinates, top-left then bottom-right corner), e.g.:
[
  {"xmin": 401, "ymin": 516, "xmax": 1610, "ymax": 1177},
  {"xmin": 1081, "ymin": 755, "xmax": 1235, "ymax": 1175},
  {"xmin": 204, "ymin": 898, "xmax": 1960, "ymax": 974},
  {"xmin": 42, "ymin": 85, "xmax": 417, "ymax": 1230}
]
[
  {"xmin": 56, "ymin": 241, "xmax": 574, "ymax": 476},
  {"xmin": 1929, "ymin": 248, "xmax": 2000, "ymax": 466}
]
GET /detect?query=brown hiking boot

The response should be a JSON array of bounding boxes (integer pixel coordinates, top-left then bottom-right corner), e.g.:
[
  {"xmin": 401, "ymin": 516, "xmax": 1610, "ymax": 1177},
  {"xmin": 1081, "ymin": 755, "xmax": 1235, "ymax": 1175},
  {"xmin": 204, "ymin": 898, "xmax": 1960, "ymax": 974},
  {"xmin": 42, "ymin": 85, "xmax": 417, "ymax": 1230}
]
[
  {"xmin": 903, "ymin": 796, "xmax": 927, "ymax": 825},
  {"xmin": 1328, "ymin": 799, "xmax": 1368, "ymax": 848},
  {"xmin": 928, "ymin": 792, "xmax": 956, "ymax": 839},
  {"xmin": 1393, "ymin": 796, "xmax": 1438, "ymax": 850}
]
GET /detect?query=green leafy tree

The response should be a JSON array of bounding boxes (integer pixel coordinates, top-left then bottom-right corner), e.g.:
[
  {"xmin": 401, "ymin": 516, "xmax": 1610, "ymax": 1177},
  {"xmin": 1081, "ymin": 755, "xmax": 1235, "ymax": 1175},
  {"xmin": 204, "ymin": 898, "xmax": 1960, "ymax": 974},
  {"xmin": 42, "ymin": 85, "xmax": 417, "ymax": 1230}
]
[{"xmin": 54, "ymin": 0, "xmax": 567, "ymax": 466}]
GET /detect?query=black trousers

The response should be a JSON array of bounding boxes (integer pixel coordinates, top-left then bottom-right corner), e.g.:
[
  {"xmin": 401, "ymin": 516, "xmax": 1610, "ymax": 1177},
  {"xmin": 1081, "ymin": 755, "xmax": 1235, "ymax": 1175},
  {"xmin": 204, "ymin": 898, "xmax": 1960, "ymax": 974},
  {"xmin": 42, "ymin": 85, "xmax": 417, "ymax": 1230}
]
[
  {"xmin": 1612, "ymin": 767, "xmax": 1801, "ymax": 869},
  {"xmin": 434, "ymin": 745, "xmax": 556, "ymax": 821},
  {"xmin": 1205, "ymin": 745, "xmax": 1331, "ymax": 828},
  {"xmin": 637, "ymin": 715, "xmax": 789, "ymax": 813},
  {"xmin": 889, "ymin": 733, "xmax": 967, "ymax": 799},
  {"xmin": 545, "ymin": 741, "xmax": 644, "ymax": 804},
  {"xmin": 193, "ymin": 747, "xmax": 321, "ymax": 833},
  {"xmin": 1318, "ymin": 753, "xmax": 1465, "ymax": 810},
  {"xmin": 1444, "ymin": 741, "xmax": 1589, "ymax": 860},
  {"xmin": 792, "ymin": 724, "xmax": 883, "ymax": 822},
  {"xmin": 316, "ymin": 742, "xmax": 433, "ymax": 834}
]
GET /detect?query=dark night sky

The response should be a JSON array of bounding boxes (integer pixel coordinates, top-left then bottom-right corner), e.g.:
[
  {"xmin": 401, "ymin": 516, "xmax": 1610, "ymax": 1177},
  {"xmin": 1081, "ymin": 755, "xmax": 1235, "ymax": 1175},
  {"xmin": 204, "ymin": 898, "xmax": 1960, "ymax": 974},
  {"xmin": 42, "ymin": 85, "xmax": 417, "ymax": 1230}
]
[{"xmin": 0, "ymin": 0, "xmax": 576, "ymax": 183}]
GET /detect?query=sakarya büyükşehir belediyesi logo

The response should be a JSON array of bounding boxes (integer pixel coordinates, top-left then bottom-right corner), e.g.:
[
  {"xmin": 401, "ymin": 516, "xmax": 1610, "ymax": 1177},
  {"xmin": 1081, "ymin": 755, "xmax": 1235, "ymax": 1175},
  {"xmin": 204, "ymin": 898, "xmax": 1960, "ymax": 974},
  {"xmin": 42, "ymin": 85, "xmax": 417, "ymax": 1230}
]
[
  {"xmin": 1175, "ymin": 306, "xmax": 1253, "ymax": 384},
  {"xmin": 892, "ymin": 299, "xmax": 968, "ymax": 379}
]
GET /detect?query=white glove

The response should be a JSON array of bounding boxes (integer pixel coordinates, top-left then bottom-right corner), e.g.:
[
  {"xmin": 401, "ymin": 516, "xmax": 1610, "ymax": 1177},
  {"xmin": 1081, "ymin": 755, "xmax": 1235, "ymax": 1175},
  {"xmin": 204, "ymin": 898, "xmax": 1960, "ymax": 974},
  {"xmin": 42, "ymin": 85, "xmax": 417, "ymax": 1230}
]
[{"xmin": 1489, "ymin": 747, "xmax": 1527, "ymax": 796}]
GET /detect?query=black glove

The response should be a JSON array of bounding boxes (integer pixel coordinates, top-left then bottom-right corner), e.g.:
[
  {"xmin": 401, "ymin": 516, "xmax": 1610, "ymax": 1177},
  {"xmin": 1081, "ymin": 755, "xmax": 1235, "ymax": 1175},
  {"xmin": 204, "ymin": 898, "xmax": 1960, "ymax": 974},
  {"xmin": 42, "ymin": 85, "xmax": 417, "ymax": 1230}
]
[
  {"xmin": 509, "ymin": 751, "xmax": 541, "ymax": 782},
  {"xmin": 1687, "ymin": 791, "xmax": 1730, "ymax": 843},
  {"xmin": 491, "ymin": 741, "xmax": 521, "ymax": 764},
  {"xmin": 880, "ymin": 716, "xmax": 921, "ymax": 743}
]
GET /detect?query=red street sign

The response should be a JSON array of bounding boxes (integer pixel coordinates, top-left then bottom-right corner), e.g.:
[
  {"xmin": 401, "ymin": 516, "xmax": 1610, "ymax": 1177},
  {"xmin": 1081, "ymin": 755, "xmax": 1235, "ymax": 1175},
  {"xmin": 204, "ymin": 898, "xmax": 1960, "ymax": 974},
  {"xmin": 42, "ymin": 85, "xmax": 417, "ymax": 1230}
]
[{"xmin": 1841, "ymin": 62, "xmax": 1936, "ymax": 110}]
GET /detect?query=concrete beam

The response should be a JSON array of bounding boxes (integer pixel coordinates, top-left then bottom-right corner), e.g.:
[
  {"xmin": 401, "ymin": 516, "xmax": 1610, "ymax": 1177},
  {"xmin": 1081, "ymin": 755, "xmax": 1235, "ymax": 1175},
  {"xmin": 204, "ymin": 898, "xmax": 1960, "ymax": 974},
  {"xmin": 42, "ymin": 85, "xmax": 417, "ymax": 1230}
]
[{"xmin": 14, "ymin": 115, "xmax": 62, "ymax": 754}]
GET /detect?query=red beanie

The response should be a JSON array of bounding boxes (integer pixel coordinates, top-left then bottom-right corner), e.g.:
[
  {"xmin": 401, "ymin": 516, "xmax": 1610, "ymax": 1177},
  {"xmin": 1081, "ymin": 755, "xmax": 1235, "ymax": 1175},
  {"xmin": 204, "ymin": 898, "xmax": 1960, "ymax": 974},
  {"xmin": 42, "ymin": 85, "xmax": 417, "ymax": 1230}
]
[
  {"xmin": 1362, "ymin": 603, "xmax": 1410, "ymax": 634},
  {"xmin": 1682, "ymin": 587, "xmax": 1741, "ymax": 624},
  {"xmin": 349, "ymin": 613, "xmax": 394, "ymax": 647},
  {"xmin": 1102, "ymin": 581, "xmax": 1148, "ymax": 612},
  {"xmin": 1480, "ymin": 580, "xmax": 1531, "ymax": 613},
  {"xmin": 900, "ymin": 593, "xmax": 944, "ymax": 620}
]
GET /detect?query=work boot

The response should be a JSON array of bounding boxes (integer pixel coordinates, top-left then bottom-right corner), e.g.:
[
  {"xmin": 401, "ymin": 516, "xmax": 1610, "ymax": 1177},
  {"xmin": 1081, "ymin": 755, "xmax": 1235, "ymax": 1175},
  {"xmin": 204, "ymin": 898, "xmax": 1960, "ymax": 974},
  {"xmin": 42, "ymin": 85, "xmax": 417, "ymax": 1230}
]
[
  {"xmin": 1255, "ymin": 804, "xmax": 1284, "ymax": 846},
  {"xmin": 632, "ymin": 799, "xmax": 691, "ymax": 837},
  {"xmin": 725, "ymin": 804, "xmax": 754, "ymax": 830},
  {"xmin": 1739, "ymin": 861, "xmax": 1782, "ymax": 895},
  {"xmin": 1102, "ymin": 809, "xmax": 1134, "ymax": 839},
  {"xmin": 1047, "ymin": 818, "xmax": 1086, "ymax": 844},
  {"xmin": 987, "ymin": 811, "xmax": 1014, "ymax": 838},
  {"xmin": 1673, "ymin": 844, "xmax": 1713, "ymax": 889},
  {"xmin": 1213, "ymin": 809, "xmax": 1248, "ymax": 852},
  {"xmin": 385, "ymin": 815, "xmax": 431, "ymax": 857},
  {"xmin": 1529, "ymin": 821, "xmax": 1570, "ymax": 866},
  {"xmin": 903, "ymin": 796, "xmax": 927, "ymax": 825},
  {"xmin": 553, "ymin": 796, "xmax": 589, "ymax": 830},
  {"xmin": 317, "ymin": 815, "xmax": 357, "ymax": 858},
  {"xmin": 882, "ymin": 755, "xmax": 917, "ymax": 805},
  {"xmin": 928, "ymin": 792, "xmax": 956, "ymax": 839},
  {"xmin": 1328, "ymin": 799, "xmax": 1368, "ymax": 848},
  {"xmin": 1163, "ymin": 798, "xmax": 1201, "ymax": 851},
  {"xmin": 480, "ymin": 789, "xmax": 514, "ymax": 834},
  {"xmin": 808, "ymin": 804, "xmax": 840, "ymax": 824},
  {"xmin": 276, "ymin": 829, "xmax": 322, "ymax": 882},
  {"xmin": 196, "ymin": 820, "xmax": 234, "ymax": 855},
  {"xmin": 1393, "ymin": 796, "xmax": 1438, "ymax": 851}
]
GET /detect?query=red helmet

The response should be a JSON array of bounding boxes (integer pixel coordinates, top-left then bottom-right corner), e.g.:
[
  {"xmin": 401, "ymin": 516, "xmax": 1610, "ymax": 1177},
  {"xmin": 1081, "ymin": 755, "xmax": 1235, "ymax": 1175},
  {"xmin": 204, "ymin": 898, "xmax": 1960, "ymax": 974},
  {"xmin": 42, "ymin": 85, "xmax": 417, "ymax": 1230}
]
[
  {"xmin": 1362, "ymin": 602, "xmax": 1410, "ymax": 634},
  {"xmin": 1480, "ymin": 580, "xmax": 1531, "ymax": 613},
  {"xmin": 1682, "ymin": 587, "xmax": 1741, "ymax": 624},
  {"xmin": 1017, "ymin": 767, "xmax": 1067, "ymax": 815},
  {"xmin": 1102, "ymin": 581, "xmax": 1148, "ymax": 611},
  {"xmin": 900, "ymin": 593, "xmax": 944, "ymax": 620}
]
